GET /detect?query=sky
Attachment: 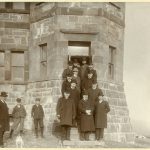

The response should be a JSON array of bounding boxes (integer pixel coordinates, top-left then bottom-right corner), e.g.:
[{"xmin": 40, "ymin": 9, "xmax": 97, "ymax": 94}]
[{"xmin": 124, "ymin": 3, "xmax": 150, "ymax": 135}]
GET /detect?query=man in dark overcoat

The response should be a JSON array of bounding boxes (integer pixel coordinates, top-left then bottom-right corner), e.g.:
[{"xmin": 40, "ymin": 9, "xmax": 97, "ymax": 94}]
[
  {"xmin": 0, "ymin": 92, "xmax": 10, "ymax": 148},
  {"xmin": 56, "ymin": 91, "xmax": 76, "ymax": 141},
  {"xmin": 61, "ymin": 74, "xmax": 72, "ymax": 95},
  {"xmin": 69, "ymin": 80, "xmax": 80, "ymax": 126},
  {"xmin": 9, "ymin": 98, "xmax": 26, "ymax": 138},
  {"xmin": 78, "ymin": 91, "xmax": 95, "ymax": 141},
  {"xmin": 94, "ymin": 94, "xmax": 110, "ymax": 141},
  {"xmin": 88, "ymin": 81, "xmax": 104, "ymax": 106},
  {"xmin": 31, "ymin": 98, "xmax": 45, "ymax": 138},
  {"xmin": 81, "ymin": 70, "xmax": 96, "ymax": 91},
  {"xmin": 80, "ymin": 57, "xmax": 88, "ymax": 80},
  {"xmin": 85, "ymin": 63, "xmax": 97, "ymax": 80},
  {"xmin": 62, "ymin": 61, "xmax": 73, "ymax": 80}
]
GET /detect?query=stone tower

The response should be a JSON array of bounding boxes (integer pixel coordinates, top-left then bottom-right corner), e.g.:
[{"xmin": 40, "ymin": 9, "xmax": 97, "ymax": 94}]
[{"xmin": 0, "ymin": 2, "xmax": 134, "ymax": 143}]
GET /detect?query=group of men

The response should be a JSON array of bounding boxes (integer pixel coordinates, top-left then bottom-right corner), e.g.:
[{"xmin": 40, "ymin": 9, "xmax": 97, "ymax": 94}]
[
  {"xmin": 0, "ymin": 92, "xmax": 45, "ymax": 148},
  {"xmin": 0, "ymin": 57, "xmax": 110, "ymax": 147},
  {"xmin": 57, "ymin": 57, "xmax": 110, "ymax": 141}
]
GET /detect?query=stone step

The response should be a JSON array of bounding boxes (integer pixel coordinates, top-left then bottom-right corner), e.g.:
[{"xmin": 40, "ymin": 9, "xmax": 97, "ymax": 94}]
[{"xmin": 62, "ymin": 140, "xmax": 107, "ymax": 147}]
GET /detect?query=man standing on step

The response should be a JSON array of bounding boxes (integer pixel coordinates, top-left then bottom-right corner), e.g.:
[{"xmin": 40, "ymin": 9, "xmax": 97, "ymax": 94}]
[
  {"xmin": 61, "ymin": 73, "xmax": 72, "ymax": 95},
  {"xmin": 0, "ymin": 92, "xmax": 10, "ymax": 148},
  {"xmin": 88, "ymin": 81, "xmax": 104, "ymax": 106},
  {"xmin": 69, "ymin": 80, "xmax": 80, "ymax": 127},
  {"xmin": 78, "ymin": 90, "xmax": 95, "ymax": 141},
  {"xmin": 94, "ymin": 94, "xmax": 110, "ymax": 142},
  {"xmin": 62, "ymin": 61, "xmax": 73, "ymax": 80},
  {"xmin": 80, "ymin": 57, "xmax": 88, "ymax": 80},
  {"xmin": 72, "ymin": 67, "xmax": 81, "ymax": 93},
  {"xmin": 9, "ymin": 98, "xmax": 26, "ymax": 138},
  {"xmin": 56, "ymin": 91, "xmax": 76, "ymax": 141},
  {"xmin": 82, "ymin": 70, "xmax": 96, "ymax": 91},
  {"xmin": 31, "ymin": 98, "xmax": 45, "ymax": 138},
  {"xmin": 85, "ymin": 63, "xmax": 97, "ymax": 81}
]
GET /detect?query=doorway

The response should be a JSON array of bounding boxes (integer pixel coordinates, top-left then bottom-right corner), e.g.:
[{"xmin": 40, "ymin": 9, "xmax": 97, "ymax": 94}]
[{"xmin": 67, "ymin": 41, "xmax": 92, "ymax": 65}]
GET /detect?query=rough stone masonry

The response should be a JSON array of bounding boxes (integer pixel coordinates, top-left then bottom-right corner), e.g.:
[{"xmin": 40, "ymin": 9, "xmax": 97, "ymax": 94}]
[{"xmin": 0, "ymin": 2, "xmax": 135, "ymax": 143}]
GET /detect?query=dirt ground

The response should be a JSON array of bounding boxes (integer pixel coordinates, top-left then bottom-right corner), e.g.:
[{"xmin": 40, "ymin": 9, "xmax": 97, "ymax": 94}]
[{"xmin": 3, "ymin": 131, "xmax": 150, "ymax": 148}]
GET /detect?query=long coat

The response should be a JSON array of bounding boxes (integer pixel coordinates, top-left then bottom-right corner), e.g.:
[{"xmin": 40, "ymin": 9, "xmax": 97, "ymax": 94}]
[
  {"xmin": 31, "ymin": 105, "xmax": 44, "ymax": 119},
  {"xmin": 62, "ymin": 68, "xmax": 73, "ymax": 79},
  {"xmin": 94, "ymin": 100, "xmax": 110, "ymax": 128},
  {"xmin": 0, "ymin": 100, "xmax": 10, "ymax": 131},
  {"xmin": 72, "ymin": 76, "xmax": 81, "ymax": 93},
  {"xmin": 80, "ymin": 64, "xmax": 88, "ymax": 80},
  {"xmin": 78, "ymin": 99, "xmax": 95, "ymax": 132},
  {"xmin": 12, "ymin": 105, "xmax": 26, "ymax": 118},
  {"xmin": 85, "ymin": 68, "xmax": 97, "ymax": 80},
  {"xmin": 88, "ymin": 88, "xmax": 104, "ymax": 105},
  {"xmin": 69, "ymin": 88, "xmax": 80, "ymax": 109},
  {"xmin": 61, "ymin": 80, "xmax": 71, "ymax": 95},
  {"xmin": 56, "ymin": 97, "xmax": 76, "ymax": 126},
  {"xmin": 81, "ymin": 77, "xmax": 95, "ymax": 91}
]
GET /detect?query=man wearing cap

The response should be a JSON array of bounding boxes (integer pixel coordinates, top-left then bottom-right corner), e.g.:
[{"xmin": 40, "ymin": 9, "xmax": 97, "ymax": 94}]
[
  {"xmin": 73, "ymin": 59, "xmax": 81, "ymax": 76},
  {"xmin": 61, "ymin": 74, "xmax": 72, "ymax": 95},
  {"xmin": 0, "ymin": 92, "xmax": 9, "ymax": 148},
  {"xmin": 81, "ymin": 70, "xmax": 96, "ymax": 91},
  {"xmin": 62, "ymin": 61, "xmax": 73, "ymax": 80},
  {"xmin": 9, "ymin": 98, "xmax": 26, "ymax": 138},
  {"xmin": 31, "ymin": 98, "xmax": 45, "ymax": 138},
  {"xmin": 88, "ymin": 81, "xmax": 104, "ymax": 106},
  {"xmin": 94, "ymin": 95, "xmax": 110, "ymax": 142},
  {"xmin": 78, "ymin": 91, "xmax": 95, "ymax": 141},
  {"xmin": 72, "ymin": 67, "xmax": 81, "ymax": 93},
  {"xmin": 85, "ymin": 63, "xmax": 97, "ymax": 80},
  {"xmin": 56, "ymin": 91, "xmax": 76, "ymax": 141},
  {"xmin": 80, "ymin": 57, "xmax": 88, "ymax": 80}
]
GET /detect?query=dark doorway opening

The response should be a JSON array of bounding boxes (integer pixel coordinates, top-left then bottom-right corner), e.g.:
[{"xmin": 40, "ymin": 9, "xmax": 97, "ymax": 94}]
[{"xmin": 68, "ymin": 41, "xmax": 92, "ymax": 65}]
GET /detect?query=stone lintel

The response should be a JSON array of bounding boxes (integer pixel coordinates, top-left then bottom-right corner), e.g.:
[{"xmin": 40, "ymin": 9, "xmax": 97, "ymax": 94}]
[{"xmin": 60, "ymin": 29, "xmax": 99, "ymax": 35}]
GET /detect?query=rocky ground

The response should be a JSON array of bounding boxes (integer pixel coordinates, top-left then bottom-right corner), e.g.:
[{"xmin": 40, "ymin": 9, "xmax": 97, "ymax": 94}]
[{"xmin": 3, "ymin": 131, "xmax": 150, "ymax": 148}]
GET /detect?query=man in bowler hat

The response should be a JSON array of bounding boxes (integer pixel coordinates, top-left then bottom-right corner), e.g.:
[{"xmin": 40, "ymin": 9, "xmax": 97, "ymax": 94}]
[
  {"xmin": 94, "ymin": 94, "xmax": 110, "ymax": 142},
  {"xmin": 0, "ymin": 92, "xmax": 10, "ymax": 148},
  {"xmin": 56, "ymin": 90, "xmax": 76, "ymax": 141}
]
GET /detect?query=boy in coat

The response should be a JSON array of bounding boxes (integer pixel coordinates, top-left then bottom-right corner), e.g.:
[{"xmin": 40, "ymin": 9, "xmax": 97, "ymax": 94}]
[
  {"xmin": 9, "ymin": 98, "xmax": 26, "ymax": 138},
  {"xmin": 31, "ymin": 98, "xmax": 45, "ymax": 138},
  {"xmin": 56, "ymin": 91, "xmax": 76, "ymax": 141},
  {"xmin": 0, "ymin": 92, "xmax": 9, "ymax": 148},
  {"xmin": 94, "ymin": 94, "xmax": 110, "ymax": 141},
  {"xmin": 78, "ymin": 91, "xmax": 95, "ymax": 141}
]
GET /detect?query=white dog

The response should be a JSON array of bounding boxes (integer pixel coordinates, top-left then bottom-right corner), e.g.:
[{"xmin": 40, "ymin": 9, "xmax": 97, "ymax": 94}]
[{"xmin": 16, "ymin": 135, "xmax": 24, "ymax": 148}]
